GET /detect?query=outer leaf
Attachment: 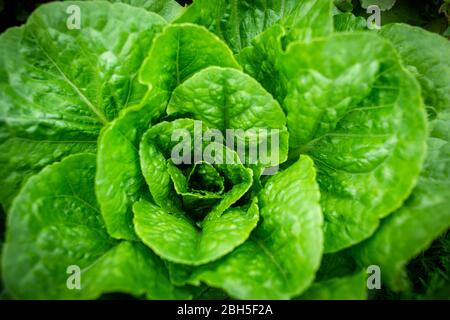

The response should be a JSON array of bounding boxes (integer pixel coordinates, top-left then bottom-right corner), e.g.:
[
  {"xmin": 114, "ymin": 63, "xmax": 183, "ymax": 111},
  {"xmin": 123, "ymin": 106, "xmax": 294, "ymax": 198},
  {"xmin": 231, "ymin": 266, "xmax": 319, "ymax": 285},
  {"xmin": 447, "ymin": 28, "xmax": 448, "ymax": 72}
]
[
  {"xmin": 106, "ymin": 0, "xmax": 184, "ymax": 21},
  {"xmin": 2, "ymin": 154, "xmax": 189, "ymax": 299},
  {"xmin": 64, "ymin": 0, "xmax": 184, "ymax": 21},
  {"xmin": 237, "ymin": 0, "xmax": 333, "ymax": 98},
  {"xmin": 175, "ymin": 0, "xmax": 333, "ymax": 53},
  {"xmin": 184, "ymin": 156, "xmax": 323, "ymax": 299},
  {"xmin": 279, "ymin": 33, "xmax": 428, "ymax": 252},
  {"xmin": 334, "ymin": 13, "xmax": 367, "ymax": 32},
  {"xmin": 133, "ymin": 200, "xmax": 259, "ymax": 265},
  {"xmin": 297, "ymin": 271, "xmax": 367, "ymax": 300},
  {"xmin": 379, "ymin": 24, "xmax": 450, "ymax": 115},
  {"xmin": 0, "ymin": 1, "xmax": 166, "ymax": 208},
  {"xmin": 354, "ymin": 24, "xmax": 450, "ymax": 291}
]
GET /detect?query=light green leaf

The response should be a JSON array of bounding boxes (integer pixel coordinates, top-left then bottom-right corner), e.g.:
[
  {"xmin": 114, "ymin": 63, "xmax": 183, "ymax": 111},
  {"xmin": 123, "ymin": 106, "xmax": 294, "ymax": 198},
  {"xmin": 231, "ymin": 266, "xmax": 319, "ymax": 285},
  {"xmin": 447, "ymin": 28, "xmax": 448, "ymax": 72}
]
[
  {"xmin": 237, "ymin": 1, "xmax": 333, "ymax": 103},
  {"xmin": 279, "ymin": 33, "xmax": 428, "ymax": 252},
  {"xmin": 334, "ymin": 13, "xmax": 367, "ymax": 32},
  {"xmin": 167, "ymin": 67, "xmax": 285, "ymax": 131},
  {"xmin": 2, "ymin": 154, "xmax": 189, "ymax": 299},
  {"xmin": 64, "ymin": 0, "xmax": 185, "ymax": 21},
  {"xmin": 175, "ymin": 0, "xmax": 333, "ymax": 53},
  {"xmin": 133, "ymin": 199, "xmax": 258, "ymax": 265},
  {"xmin": 138, "ymin": 119, "xmax": 194, "ymax": 214},
  {"xmin": 95, "ymin": 93, "xmax": 167, "ymax": 240},
  {"xmin": 297, "ymin": 271, "xmax": 367, "ymax": 300},
  {"xmin": 167, "ymin": 162, "xmax": 224, "ymax": 214},
  {"xmin": 183, "ymin": 156, "xmax": 323, "ymax": 299},
  {"xmin": 0, "ymin": 1, "xmax": 166, "ymax": 208},
  {"xmin": 353, "ymin": 25, "xmax": 450, "ymax": 291},
  {"xmin": 96, "ymin": 21, "xmax": 241, "ymax": 240},
  {"xmin": 139, "ymin": 23, "xmax": 240, "ymax": 97},
  {"xmin": 139, "ymin": 119, "xmax": 254, "ymax": 216},
  {"xmin": 379, "ymin": 24, "xmax": 450, "ymax": 115},
  {"xmin": 106, "ymin": 0, "xmax": 185, "ymax": 21},
  {"xmin": 167, "ymin": 66, "xmax": 289, "ymax": 167}
]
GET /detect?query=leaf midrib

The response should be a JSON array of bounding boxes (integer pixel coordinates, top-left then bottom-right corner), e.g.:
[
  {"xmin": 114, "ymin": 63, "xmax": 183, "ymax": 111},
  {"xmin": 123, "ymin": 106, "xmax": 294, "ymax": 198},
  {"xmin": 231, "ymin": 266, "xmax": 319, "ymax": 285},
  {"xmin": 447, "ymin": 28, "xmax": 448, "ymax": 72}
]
[{"xmin": 31, "ymin": 22, "xmax": 108, "ymax": 125}]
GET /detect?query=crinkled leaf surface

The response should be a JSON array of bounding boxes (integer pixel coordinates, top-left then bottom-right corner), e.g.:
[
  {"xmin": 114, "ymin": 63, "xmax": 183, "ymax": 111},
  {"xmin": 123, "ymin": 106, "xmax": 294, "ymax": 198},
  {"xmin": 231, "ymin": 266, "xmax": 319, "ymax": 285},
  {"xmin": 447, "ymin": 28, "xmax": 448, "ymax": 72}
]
[
  {"xmin": 0, "ymin": 1, "xmax": 166, "ymax": 208},
  {"xmin": 139, "ymin": 23, "xmax": 240, "ymax": 97},
  {"xmin": 167, "ymin": 67, "xmax": 285, "ymax": 132},
  {"xmin": 167, "ymin": 66, "xmax": 289, "ymax": 167},
  {"xmin": 279, "ymin": 33, "xmax": 427, "ymax": 252},
  {"xmin": 353, "ymin": 24, "xmax": 450, "ymax": 291},
  {"xmin": 65, "ymin": 0, "xmax": 184, "ymax": 21},
  {"xmin": 139, "ymin": 119, "xmax": 253, "ymax": 215},
  {"xmin": 2, "ymin": 154, "xmax": 190, "ymax": 299},
  {"xmin": 297, "ymin": 271, "xmax": 367, "ymax": 300},
  {"xmin": 133, "ymin": 199, "xmax": 259, "ymax": 265},
  {"xmin": 96, "ymin": 24, "xmax": 239, "ymax": 240},
  {"xmin": 334, "ymin": 12, "xmax": 367, "ymax": 32},
  {"xmin": 177, "ymin": 156, "xmax": 323, "ymax": 299},
  {"xmin": 237, "ymin": 0, "xmax": 333, "ymax": 99},
  {"xmin": 379, "ymin": 24, "xmax": 450, "ymax": 115},
  {"xmin": 175, "ymin": 0, "xmax": 333, "ymax": 53},
  {"xmin": 95, "ymin": 93, "xmax": 167, "ymax": 241},
  {"xmin": 106, "ymin": 0, "xmax": 184, "ymax": 21}
]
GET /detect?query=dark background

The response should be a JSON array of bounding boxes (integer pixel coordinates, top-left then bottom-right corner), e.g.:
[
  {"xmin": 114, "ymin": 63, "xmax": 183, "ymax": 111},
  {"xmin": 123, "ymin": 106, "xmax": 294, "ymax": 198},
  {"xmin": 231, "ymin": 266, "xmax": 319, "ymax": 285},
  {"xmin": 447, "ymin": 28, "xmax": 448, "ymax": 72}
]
[
  {"xmin": 0, "ymin": 0, "xmax": 193, "ymax": 32},
  {"xmin": 0, "ymin": 0, "xmax": 448, "ymax": 36}
]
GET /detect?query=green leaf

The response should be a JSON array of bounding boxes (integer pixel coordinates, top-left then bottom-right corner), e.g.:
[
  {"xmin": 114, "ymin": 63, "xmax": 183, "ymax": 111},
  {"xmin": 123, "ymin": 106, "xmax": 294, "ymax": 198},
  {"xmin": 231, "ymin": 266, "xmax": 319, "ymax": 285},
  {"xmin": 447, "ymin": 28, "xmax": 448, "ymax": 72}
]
[
  {"xmin": 237, "ymin": 0, "xmax": 333, "ymax": 100},
  {"xmin": 96, "ymin": 22, "xmax": 240, "ymax": 240},
  {"xmin": 139, "ymin": 23, "xmax": 240, "ymax": 97},
  {"xmin": 105, "ymin": 0, "xmax": 185, "ymax": 21},
  {"xmin": 139, "ymin": 119, "xmax": 254, "ymax": 216},
  {"xmin": 167, "ymin": 66, "xmax": 289, "ymax": 167},
  {"xmin": 133, "ymin": 199, "xmax": 259, "ymax": 265},
  {"xmin": 168, "ymin": 162, "xmax": 224, "ymax": 213},
  {"xmin": 167, "ymin": 67, "xmax": 285, "ymax": 132},
  {"xmin": 64, "ymin": 0, "xmax": 185, "ymax": 21},
  {"xmin": 176, "ymin": 0, "xmax": 333, "ymax": 53},
  {"xmin": 2, "ymin": 154, "xmax": 189, "ymax": 299},
  {"xmin": 333, "ymin": 0, "xmax": 353, "ymax": 12},
  {"xmin": 353, "ymin": 25, "xmax": 450, "ymax": 291},
  {"xmin": 279, "ymin": 33, "xmax": 428, "ymax": 252},
  {"xmin": 334, "ymin": 13, "xmax": 367, "ymax": 32},
  {"xmin": 0, "ymin": 1, "xmax": 166, "ymax": 208},
  {"xmin": 181, "ymin": 156, "xmax": 323, "ymax": 299},
  {"xmin": 297, "ymin": 271, "xmax": 367, "ymax": 300},
  {"xmin": 95, "ymin": 93, "xmax": 167, "ymax": 241},
  {"xmin": 379, "ymin": 24, "xmax": 450, "ymax": 115}
]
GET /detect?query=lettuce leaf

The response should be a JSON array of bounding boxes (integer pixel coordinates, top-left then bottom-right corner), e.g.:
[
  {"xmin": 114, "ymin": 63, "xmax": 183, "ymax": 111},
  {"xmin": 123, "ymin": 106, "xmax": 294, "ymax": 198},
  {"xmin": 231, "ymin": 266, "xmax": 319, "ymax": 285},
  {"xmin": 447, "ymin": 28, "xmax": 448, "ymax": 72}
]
[
  {"xmin": 353, "ymin": 24, "xmax": 450, "ymax": 291},
  {"xmin": 2, "ymin": 154, "xmax": 191, "ymax": 299},
  {"xmin": 0, "ymin": 1, "xmax": 166, "ymax": 209}
]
